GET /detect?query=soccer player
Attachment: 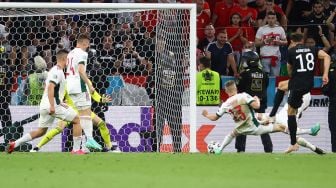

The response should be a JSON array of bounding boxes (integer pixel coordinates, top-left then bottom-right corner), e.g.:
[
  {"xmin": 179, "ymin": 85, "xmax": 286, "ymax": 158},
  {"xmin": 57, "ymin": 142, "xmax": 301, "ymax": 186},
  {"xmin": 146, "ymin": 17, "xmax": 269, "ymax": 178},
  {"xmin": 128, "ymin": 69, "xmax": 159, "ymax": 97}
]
[
  {"xmin": 6, "ymin": 50, "xmax": 82, "ymax": 154},
  {"xmin": 285, "ymin": 32, "xmax": 330, "ymax": 153},
  {"xmin": 66, "ymin": 34, "xmax": 102, "ymax": 152},
  {"xmin": 30, "ymin": 90, "xmax": 113, "ymax": 152},
  {"xmin": 256, "ymin": 92, "xmax": 326, "ymax": 154},
  {"xmin": 202, "ymin": 80, "xmax": 321, "ymax": 154}
]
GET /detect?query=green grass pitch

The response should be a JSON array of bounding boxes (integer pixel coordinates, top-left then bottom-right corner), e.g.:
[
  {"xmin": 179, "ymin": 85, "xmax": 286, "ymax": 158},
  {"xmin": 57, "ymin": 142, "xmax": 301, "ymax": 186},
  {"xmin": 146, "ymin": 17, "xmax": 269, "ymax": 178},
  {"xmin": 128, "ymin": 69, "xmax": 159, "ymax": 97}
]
[{"xmin": 0, "ymin": 153, "xmax": 335, "ymax": 188}]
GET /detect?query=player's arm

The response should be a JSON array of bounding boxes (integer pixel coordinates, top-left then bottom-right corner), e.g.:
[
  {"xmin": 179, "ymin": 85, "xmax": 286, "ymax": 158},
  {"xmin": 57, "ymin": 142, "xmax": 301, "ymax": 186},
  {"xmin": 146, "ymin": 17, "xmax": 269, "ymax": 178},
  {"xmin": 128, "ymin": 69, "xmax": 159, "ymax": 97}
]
[
  {"xmin": 91, "ymin": 90, "xmax": 112, "ymax": 103},
  {"xmin": 202, "ymin": 110, "xmax": 220, "ymax": 121},
  {"xmin": 318, "ymin": 49, "xmax": 331, "ymax": 85},
  {"xmin": 249, "ymin": 96, "xmax": 260, "ymax": 110},
  {"xmin": 78, "ymin": 63, "xmax": 95, "ymax": 94},
  {"xmin": 47, "ymin": 81, "xmax": 56, "ymax": 115},
  {"xmin": 287, "ymin": 62, "xmax": 293, "ymax": 77}
]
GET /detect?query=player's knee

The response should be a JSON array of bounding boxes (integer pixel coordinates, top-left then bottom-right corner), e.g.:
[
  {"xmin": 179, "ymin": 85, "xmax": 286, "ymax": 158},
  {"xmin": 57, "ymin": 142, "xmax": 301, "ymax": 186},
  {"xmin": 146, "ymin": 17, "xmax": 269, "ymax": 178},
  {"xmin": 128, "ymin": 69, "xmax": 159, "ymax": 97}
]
[
  {"xmin": 72, "ymin": 115, "xmax": 81, "ymax": 125},
  {"xmin": 34, "ymin": 128, "xmax": 47, "ymax": 138},
  {"xmin": 287, "ymin": 106, "xmax": 297, "ymax": 115}
]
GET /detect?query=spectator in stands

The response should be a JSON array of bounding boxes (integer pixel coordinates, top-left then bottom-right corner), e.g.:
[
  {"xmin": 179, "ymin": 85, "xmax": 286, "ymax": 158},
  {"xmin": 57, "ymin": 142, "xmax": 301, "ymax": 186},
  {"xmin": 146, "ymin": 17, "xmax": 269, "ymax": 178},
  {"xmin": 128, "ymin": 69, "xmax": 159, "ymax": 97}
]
[
  {"xmin": 230, "ymin": 0, "xmax": 258, "ymax": 27},
  {"xmin": 211, "ymin": 0, "xmax": 238, "ymax": 32},
  {"xmin": 304, "ymin": 0, "xmax": 330, "ymax": 49},
  {"xmin": 326, "ymin": 6, "xmax": 336, "ymax": 42},
  {"xmin": 117, "ymin": 39, "xmax": 145, "ymax": 76},
  {"xmin": 226, "ymin": 13, "xmax": 248, "ymax": 66},
  {"xmin": 323, "ymin": 0, "xmax": 334, "ymax": 17},
  {"xmin": 97, "ymin": 34, "xmax": 118, "ymax": 75},
  {"xmin": 285, "ymin": 0, "xmax": 313, "ymax": 32},
  {"xmin": 255, "ymin": 11, "xmax": 287, "ymax": 76},
  {"xmin": 205, "ymin": 30, "xmax": 238, "ymax": 76},
  {"xmin": 196, "ymin": 0, "xmax": 211, "ymax": 41},
  {"xmin": 256, "ymin": 0, "xmax": 288, "ymax": 30},
  {"xmin": 198, "ymin": 23, "xmax": 216, "ymax": 51}
]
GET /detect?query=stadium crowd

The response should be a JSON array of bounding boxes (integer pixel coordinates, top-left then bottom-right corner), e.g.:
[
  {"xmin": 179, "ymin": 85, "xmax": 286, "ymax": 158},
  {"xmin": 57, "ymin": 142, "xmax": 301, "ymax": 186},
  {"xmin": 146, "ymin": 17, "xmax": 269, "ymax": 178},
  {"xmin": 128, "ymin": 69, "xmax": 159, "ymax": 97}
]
[{"xmin": 0, "ymin": 0, "xmax": 335, "ymax": 105}]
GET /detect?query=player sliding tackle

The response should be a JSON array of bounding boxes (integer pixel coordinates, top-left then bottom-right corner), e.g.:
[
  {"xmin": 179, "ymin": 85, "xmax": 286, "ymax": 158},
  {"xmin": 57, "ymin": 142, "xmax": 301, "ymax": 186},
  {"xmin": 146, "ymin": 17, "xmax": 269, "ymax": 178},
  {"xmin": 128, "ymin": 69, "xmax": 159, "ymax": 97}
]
[
  {"xmin": 202, "ymin": 80, "xmax": 325, "ymax": 154},
  {"xmin": 30, "ymin": 90, "xmax": 113, "ymax": 153},
  {"xmin": 6, "ymin": 50, "xmax": 83, "ymax": 154}
]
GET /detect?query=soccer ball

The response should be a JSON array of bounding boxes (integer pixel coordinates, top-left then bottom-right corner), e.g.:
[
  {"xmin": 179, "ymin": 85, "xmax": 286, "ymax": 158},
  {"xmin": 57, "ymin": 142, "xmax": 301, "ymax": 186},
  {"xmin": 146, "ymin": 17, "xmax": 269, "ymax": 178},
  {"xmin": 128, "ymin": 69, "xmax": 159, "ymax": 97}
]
[{"xmin": 207, "ymin": 141, "xmax": 221, "ymax": 154}]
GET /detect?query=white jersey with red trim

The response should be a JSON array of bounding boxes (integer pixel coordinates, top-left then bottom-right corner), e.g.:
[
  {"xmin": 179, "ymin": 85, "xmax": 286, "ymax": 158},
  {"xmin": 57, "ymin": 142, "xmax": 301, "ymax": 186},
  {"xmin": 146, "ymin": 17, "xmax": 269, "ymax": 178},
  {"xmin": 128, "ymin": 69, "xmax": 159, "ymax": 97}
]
[
  {"xmin": 66, "ymin": 48, "xmax": 88, "ymax": 94},
  {"xmin": 216, "ymin": 92, "xmax": 259, "ymax": 132},
  {"xmin": 40, "ymin": 65, "xmax": 66, "ymax": 110},
  {"xmin": 275, "ymin": 93, "xmax": 311, "ymax": 125}
]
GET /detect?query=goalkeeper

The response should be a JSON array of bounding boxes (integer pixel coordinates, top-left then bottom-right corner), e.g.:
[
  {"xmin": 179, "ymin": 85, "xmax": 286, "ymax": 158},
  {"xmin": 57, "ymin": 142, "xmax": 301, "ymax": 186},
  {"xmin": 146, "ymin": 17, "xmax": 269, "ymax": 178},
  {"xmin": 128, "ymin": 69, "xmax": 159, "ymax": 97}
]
[{"xmin": 30, "ymin": 89, "xmax": 113, "ymax": 153}]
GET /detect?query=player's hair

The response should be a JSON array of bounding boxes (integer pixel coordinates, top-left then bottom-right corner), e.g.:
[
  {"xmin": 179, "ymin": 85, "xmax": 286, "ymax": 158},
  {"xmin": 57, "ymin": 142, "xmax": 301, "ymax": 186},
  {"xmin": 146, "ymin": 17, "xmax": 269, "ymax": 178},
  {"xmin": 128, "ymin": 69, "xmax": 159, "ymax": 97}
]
[
  {"xmin": 77, "ymin": 33, "xmax": 90, "ymax": 43},
  {"xmin": 291, "ymin": 32, "xmax": 304, "ymax": 42},
  {"xmin": 224, "ymin": 80, "xmax": 236, "ymax": 90},
  {"xmin": 199, "ymin": 56, "xmax": 211, "ymax": 68},
  {"xmin": 56, "ymin": 49, "xmax": 69, "ymax": 60}
]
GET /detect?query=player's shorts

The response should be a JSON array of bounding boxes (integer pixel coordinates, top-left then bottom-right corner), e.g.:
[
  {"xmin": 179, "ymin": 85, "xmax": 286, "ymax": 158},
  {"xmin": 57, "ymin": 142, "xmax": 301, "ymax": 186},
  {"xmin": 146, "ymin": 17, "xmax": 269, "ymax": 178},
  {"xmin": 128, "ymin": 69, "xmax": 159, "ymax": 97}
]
[
  {"xmin": 236, "ymin": 123, "xmax": 274, "ymax": 135},
  {"xmin": 39, "ymin": 105, "xmax": 77, "ymax": 128},
  {"xmin": 69, "ymin": 92, "xmax": 91, "ymax": 110},
  {"xmin": 288, "ymin": 89, "xmax": 310, "ymax": 109}
]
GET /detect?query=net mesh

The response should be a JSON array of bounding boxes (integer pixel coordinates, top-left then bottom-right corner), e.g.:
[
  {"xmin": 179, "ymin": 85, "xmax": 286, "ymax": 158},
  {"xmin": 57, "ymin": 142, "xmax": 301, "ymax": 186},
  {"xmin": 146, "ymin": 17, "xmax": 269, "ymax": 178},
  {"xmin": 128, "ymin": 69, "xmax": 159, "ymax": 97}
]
[{"xmin": 0, "ymin": 6, "xmax": 191, "ymax": 152}]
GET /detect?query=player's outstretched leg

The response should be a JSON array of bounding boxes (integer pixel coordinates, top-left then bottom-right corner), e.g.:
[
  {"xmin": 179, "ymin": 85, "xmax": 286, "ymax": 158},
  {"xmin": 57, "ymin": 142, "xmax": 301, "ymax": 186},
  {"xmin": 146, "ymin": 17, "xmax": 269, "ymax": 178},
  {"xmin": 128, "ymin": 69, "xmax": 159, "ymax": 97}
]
[
  {"xmin": 283, "ymin": 123, "xmax": 321, "ymax": 136},
  {"xmin": 6, "ymin": 128, "xmax": 47, "ymax": 154},
  {"xmin": 30, "ymin": 126, "xmax": 63, "ymax": 152},
  {"xmin": 297, "ymin": 137, "xmax": 326, "ymax": 155},
  {"xmin": 92, "ymin": 113, "xmax": 113, "ymax": 151},
  {"xmin": 214, "ymin": 132, "xmax": 236, "ymax": 154}
]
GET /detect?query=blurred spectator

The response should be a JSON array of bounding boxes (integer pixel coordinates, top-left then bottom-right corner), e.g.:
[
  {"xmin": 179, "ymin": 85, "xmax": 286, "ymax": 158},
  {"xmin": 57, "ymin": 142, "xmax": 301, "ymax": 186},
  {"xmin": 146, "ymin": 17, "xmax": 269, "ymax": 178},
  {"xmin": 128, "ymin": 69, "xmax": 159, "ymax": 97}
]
[
  {"xmin": 304, "ymin": 1, "xmax": 329, "ymax": 49},
  {"xmin": 255, "ymin": 11, "xmax": 287, "ymax": 76},
  {"xmin": 196, "ymin": 0, "xmax": 211, "ymax": 41},
  {"xmin": 117, "ymin": 40, "xmax": 146, "ymax": 75},
  {"xmin": 226, "ymin": 13, "xmax": 248, "ymax": 66},
  {"xmin": 212, "ymin": 0, "xmax": 238, "ymax": 32},
  {"xmin": 256, "ymin": 0, "xmax": 288, "ymax": 30},
  {"xmin": 197, "ymin": 23, "xmax": 216, "ymax": 51},
  {"xmin": 285, "ymin": 0, "xmax": 313, "ymax": 32},
  {"xmin": 230, "ymin": 0, "xmax": 258, "ymax": 27},
  {"xmin": 205, "ymin": 31, "xmax": 238, "ymax": 76},
  {"xmin": 97, "ymin": 34, "xmax": 118, "ymax": 75}
]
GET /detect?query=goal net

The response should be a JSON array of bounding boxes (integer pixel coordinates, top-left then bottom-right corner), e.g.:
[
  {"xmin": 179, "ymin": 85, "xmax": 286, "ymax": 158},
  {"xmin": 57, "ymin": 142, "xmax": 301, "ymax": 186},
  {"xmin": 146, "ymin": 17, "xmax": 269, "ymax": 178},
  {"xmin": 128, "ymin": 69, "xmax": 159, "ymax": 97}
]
[{"xmin": 0, "ymin": 3, "xmax": 197, "ymax": 153}]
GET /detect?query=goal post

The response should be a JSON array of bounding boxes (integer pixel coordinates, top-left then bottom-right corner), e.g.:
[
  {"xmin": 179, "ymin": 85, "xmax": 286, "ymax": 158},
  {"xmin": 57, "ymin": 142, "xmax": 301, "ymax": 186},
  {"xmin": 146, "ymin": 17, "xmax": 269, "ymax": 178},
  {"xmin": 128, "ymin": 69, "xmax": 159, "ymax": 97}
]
[{"xmin": 0, "ymin": 3, "xmax": 197, "ymax": 153}]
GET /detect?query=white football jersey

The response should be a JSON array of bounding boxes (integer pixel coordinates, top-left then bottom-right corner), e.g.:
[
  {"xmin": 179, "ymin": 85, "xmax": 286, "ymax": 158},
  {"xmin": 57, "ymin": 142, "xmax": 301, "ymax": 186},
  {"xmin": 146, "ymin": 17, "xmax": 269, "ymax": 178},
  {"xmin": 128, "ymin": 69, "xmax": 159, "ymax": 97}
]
[
  {"xmin": 276, "ymin": 93, "xmax": 311, "ymax": 126},
  {"xmin": 217, "ymin": 92, "xmax": 258, "ymax": 130},
  {"xmin": 40, "ymin": 65, "xmax": 66, "ymax": 110},
  {"xmin": 66, "ymin": 48, "xmax": 88, "ymax": 94}
]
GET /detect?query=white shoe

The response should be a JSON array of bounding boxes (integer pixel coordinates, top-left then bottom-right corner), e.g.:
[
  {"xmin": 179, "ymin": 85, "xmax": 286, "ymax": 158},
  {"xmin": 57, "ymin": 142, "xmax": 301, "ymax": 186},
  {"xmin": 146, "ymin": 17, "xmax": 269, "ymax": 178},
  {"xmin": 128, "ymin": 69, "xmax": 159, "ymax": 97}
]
[{"xmin": 29, "ymin": 147, "xmax": 39, "ymax": 152}]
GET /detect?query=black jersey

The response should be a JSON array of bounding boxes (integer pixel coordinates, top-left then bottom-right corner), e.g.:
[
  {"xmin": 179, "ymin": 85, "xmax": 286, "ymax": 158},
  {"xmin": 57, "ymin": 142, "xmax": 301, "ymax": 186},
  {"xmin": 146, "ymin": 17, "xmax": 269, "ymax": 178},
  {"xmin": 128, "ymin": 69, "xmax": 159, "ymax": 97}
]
[
  {"xmin": 237, "ymin": 67, "xmax": 269, "ymax": 99},
  {"xmin": 287, "ymin": 44, "xmax": 318, "ymax": 90}
]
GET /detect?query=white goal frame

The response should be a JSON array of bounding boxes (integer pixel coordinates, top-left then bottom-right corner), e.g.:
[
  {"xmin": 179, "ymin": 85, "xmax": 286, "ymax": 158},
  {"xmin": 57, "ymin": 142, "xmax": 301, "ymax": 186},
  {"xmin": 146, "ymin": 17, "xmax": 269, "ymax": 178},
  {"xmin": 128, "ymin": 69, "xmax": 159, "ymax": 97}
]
[{"xmin": 0, "ymin": 2, "xmax": 197, "ymax": 153}]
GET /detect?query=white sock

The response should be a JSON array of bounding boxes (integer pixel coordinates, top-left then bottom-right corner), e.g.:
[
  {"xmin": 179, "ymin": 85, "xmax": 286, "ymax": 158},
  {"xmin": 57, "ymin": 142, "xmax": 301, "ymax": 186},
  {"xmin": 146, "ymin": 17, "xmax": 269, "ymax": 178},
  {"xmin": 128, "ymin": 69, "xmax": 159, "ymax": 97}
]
[
  {"xmin": 73, "ymin": 136, "xmax": 82, "ymax": 151},
  {"xmin": 219, "ymin": 134, "xmax": 235, "ymax": 152},
  {"xmin": 297, "ymin": 137, "xmax": 316, "ymax": 151},
  {"xmin": 81, "ymin": 136, "xmax": 88, "ymax": 151},
  {"xmin": 296, "ymin": 128, "xmax": 311, "ymax": 135},
  {"xmin": 14, "ymin": 133, "xmax": 32, "ymax": 148},
  {"xmin": 284, "ymin": 127, "xmax": 311, "ymax": 135},
  {"xmin": 80, "ymin": 116, "xmax": 93, "ymax": 139}
]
